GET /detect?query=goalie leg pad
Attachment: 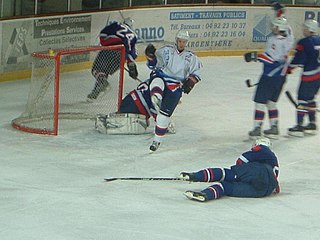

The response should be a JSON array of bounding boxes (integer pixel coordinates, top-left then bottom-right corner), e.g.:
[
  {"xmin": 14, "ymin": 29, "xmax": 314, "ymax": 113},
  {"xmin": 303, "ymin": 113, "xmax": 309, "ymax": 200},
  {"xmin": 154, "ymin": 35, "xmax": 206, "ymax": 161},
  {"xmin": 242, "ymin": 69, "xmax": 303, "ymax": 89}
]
[{"xmin": 95, "ymin": 113, "xmax": 148, "ymax": 135}]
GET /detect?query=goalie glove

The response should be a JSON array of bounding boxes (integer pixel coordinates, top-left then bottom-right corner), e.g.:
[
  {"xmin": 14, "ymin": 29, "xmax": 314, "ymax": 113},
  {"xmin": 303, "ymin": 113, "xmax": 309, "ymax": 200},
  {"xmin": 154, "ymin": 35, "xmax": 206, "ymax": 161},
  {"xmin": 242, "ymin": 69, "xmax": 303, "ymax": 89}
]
[
  {"xmin": 127, "ymin": 61, "xmax": 138, "ymax": 79},
  {"xmin": 182, "ymin": 75, "xmax": 198, "ymax": 94},
  {"xmin": 145, "ymin": 44, "xmax": 156, "ymax": 60},
  {"xmin": 244, "ymin": 51, "xmax": 258, "ymax": 62}
]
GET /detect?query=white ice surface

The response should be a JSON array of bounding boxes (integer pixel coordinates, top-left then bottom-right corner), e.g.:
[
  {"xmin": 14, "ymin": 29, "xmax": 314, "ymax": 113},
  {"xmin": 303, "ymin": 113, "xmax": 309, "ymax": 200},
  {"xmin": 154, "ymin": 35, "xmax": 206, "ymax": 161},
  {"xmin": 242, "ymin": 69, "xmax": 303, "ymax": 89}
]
[{"xmin": 0, "ymin": 56, "xmax": 319, "ymax": 240}]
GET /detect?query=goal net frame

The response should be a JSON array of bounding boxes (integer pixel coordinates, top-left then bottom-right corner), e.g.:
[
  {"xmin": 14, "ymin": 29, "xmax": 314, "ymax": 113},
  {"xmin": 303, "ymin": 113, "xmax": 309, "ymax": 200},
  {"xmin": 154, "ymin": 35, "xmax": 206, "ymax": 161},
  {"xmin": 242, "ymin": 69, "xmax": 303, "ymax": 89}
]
[{"xmin": 12, "ymin": 45, "xmax": 126, "ymax": 135}]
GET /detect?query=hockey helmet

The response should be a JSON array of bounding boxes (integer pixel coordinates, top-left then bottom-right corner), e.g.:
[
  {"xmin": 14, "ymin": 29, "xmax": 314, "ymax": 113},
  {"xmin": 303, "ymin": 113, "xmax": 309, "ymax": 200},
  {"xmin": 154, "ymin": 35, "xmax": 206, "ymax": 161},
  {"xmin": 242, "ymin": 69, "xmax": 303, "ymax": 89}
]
[
  {"xmin": 176, "ymin": 30, "xmax": 190, "ymax": 41},
  {"xmin": 272, "ymin": 17, "xmax": 288, "ymax": 31},
  {"xmin": 123, "ymin": 17, "xmax": 134, "ymax": 29},
  {"xmin": 254, "ymin": 138, "xmax": 272, "ymax": 148},
  {"xmin": 304, "ymin": 19, "xmax": 318, "ymax": 33}
]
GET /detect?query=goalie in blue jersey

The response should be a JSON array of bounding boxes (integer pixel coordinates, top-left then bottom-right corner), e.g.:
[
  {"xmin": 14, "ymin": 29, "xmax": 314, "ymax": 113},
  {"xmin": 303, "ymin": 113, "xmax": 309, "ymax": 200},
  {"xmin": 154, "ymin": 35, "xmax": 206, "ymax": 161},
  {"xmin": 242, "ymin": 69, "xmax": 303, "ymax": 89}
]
[{"xmin": 180, "ymin": 138, "xmax": 280, "ymax": 202}]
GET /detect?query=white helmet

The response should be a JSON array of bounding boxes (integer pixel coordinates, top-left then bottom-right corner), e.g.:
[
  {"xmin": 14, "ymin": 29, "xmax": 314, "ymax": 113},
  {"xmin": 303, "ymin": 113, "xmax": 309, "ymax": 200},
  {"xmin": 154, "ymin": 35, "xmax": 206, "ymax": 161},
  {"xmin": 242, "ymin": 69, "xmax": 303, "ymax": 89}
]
[
  {"xmin": 272, "ymin": 17, "xmax": 288, "ymax": 31},
  {"xmin": 254, "ymin": 138, "xmax": 272, "ymax": 148},
  {"xmin": 123, "ymin": 17, "xmax": 134, "ymax": 29},
  {"xmin": 176, "ymin": 30, "xmax": 190, "ymax": 41},
  {"xmin": 304, "ymin": 19, "xmax": 318, "ymax": 33}
]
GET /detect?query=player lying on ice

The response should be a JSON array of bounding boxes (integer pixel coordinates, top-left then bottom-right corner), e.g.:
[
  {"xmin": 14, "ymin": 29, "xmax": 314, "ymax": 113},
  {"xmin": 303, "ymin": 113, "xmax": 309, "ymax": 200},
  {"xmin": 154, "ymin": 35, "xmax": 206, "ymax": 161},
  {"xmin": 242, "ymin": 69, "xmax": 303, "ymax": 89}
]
[{"xmin": 179, "ymin": 138, "xmax": 280, "ymax": 202}]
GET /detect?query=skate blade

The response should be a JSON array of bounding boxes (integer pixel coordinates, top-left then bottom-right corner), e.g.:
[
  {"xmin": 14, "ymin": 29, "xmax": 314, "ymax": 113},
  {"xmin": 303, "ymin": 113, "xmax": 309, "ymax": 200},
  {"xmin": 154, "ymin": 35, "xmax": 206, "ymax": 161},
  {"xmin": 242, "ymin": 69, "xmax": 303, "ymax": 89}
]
[
  {"xmin": 287, "ymin": 131, "xmax": 304, "ymax": 138},
  {"xmin": 304, "ymin": 130, "xmax": 317, "ymax": 135},
  {"xmin": 263, "ymin": 134, "xmax": 279, "ymax": 140},
  {"xmin": 184, "ymin": 191, "xmax": 206, "ymax": 202}
]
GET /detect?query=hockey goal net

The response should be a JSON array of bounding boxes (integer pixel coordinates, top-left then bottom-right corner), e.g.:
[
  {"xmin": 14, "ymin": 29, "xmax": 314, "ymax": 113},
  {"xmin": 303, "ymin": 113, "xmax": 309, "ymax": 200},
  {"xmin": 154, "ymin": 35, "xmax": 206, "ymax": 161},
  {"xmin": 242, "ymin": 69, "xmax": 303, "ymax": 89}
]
[{"xmin": 12, "ymin": 45, "xmax": 134, "ymax": 135}]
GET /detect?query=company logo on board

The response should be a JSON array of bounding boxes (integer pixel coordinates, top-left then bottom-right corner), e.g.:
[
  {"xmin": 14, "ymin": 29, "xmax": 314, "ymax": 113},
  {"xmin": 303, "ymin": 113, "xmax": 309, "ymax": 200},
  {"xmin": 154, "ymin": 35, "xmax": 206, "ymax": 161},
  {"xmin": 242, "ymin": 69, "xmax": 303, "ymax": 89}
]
[{"xmin": 252, "ymin": 15, "xmax": 273, "ymax": 42}]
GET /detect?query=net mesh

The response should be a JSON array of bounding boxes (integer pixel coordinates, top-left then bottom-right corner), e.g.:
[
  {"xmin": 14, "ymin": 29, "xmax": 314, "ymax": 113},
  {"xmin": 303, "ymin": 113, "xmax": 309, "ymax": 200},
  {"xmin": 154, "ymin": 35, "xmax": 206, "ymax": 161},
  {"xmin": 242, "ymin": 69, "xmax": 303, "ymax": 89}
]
[{"xmin": 11, "ymin": 45, "xmax": 136, "ymax": 135}]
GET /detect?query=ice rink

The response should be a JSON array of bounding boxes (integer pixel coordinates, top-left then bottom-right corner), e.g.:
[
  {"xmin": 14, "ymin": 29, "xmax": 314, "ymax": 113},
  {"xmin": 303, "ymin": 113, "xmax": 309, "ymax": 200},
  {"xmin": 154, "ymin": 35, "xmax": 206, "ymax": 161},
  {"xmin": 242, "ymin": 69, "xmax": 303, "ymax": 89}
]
[{"xmin": 0, "ymin": 56, "xmax": 319, "ymax": 240}]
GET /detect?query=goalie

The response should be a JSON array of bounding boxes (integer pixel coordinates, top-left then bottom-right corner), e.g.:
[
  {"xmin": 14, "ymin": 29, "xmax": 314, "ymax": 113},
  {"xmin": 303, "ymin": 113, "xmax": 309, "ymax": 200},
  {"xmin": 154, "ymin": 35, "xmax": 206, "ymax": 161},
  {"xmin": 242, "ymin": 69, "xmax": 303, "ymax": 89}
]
[{"xmin": 94, "ymin": 78, "xmax": 175, "ymax": 135}]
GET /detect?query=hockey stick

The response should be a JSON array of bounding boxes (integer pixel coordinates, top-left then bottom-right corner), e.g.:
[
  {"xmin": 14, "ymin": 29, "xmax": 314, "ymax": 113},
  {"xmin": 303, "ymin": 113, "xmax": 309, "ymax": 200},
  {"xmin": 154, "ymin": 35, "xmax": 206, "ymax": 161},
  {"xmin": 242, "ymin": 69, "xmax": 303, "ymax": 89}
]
[
  {"xmin": 285, "ymin": 91, "xmax": 320, "ymax": 112},
  {"xmin": 245, "ymin": 79, "xmax": 258, "ymax": 88},
  {"xmin": 124, "ymin": 67, "xmax": 142, "ymax": 83},
  {"xmin": 104, "ymin": 177, "xmax": 186, "ymax": 182},
  {"xmin": 285, "ymin": 91, "xmax": 298, "ymax": 108}
]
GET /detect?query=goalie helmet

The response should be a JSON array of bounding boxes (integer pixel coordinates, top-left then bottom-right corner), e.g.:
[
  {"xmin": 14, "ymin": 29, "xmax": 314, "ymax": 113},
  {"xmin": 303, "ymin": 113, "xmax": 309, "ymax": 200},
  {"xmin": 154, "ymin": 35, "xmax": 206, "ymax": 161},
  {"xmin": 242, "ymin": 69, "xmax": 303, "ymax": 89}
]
[
  {"xmin": 176, "ymin": 30, "xmax": 190, "ymax": 41},
  {"xmin": 254, "ymin": 138, "xmax": 272, "ymax": 148},
  {"xmin": 123, "ymin": 17, "xmax": 134, "ymax": 29},
  {"xmin": 304, "ymin": 19, "xmax": 318, "ymax": 33},
  {"xmin": 272, "ymin": 17, "xmax": 288, "ymax": 31}
]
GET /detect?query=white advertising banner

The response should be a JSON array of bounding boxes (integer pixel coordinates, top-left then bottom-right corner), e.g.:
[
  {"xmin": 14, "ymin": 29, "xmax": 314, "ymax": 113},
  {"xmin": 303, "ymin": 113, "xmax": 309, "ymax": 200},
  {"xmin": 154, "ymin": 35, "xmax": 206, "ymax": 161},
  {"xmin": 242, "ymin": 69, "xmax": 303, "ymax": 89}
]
[{"xmin": 1, "ymin": 6, "xmax": 319, "ymax": 78}]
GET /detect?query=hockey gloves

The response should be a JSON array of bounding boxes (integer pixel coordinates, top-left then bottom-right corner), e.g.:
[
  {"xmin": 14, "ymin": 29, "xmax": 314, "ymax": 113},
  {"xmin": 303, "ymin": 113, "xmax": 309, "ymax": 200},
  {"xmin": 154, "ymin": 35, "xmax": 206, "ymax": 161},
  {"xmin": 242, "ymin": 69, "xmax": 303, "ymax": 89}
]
[
  {"xmin": 244, "ymin": 51, "xmax": 258, "ymax": 62},
  {"xmin": 127, "ymin": 61, "xmax": 138, "ymax": 79},
  {"xmin": 182, "ymin": 75, "xmax": 198, "ymax": 94},
  {"xmin": 272, "ymin": 1, "xmax": 285, "ymax": 11},
  {"xmin": 145, "ymin": 44, "xmax": 156, "ymax": 60},
  {"xmin": 272, "ymin": 1, "xmax": 285, "ymax": 17}
]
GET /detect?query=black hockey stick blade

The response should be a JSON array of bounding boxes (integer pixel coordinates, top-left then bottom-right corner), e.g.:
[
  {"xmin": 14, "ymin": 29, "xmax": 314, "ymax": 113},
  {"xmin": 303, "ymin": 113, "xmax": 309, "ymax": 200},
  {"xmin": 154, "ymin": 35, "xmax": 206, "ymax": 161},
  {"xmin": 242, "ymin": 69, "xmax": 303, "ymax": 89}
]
[
  {"xmin": 104, "ymin": 177, "xmax": 185, "ymax": 182},
  {"xmin": 285, "ymin": 91, "xmax": 298, "ymax": 108},
  {"xmin": 285, "ymin": 91, "xmax": 320, "ymax": 112},
  {"xmin": 245, "ymin": 79, "xmax": 258, "ymax": 88}
]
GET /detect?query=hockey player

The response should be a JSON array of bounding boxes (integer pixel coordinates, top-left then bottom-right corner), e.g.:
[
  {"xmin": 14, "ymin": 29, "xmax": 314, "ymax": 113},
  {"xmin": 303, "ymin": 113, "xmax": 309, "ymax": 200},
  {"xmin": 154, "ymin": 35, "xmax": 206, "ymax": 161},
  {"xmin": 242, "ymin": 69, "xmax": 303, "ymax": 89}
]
[
  {"xmin": 87, "ymin": 18, "xmax": 138, "ymax": 101},
  {"xmin": 95, "ymin": 79, "xmax": 175, "ymax": 135},
  {"xmin": 245, "ymin": 16, "xmax": 294, "ymax": 139},
  {"xmin": 180, "ymin": 138, "xmax": 280, "ymax": 202},
  {"xmin": 144, "ymin": 30, "xmax": 203, "ymax": 152},
  {"xmin": 287, "ymin": 19, "xmax": 320, "ymax": 137}
]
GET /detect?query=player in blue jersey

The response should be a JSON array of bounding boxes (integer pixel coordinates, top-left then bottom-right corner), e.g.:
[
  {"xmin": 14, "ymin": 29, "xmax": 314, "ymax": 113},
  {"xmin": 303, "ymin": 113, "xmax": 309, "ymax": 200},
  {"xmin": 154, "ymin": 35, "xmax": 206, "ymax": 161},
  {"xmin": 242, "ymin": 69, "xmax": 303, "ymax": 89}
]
[
  {"xmin": 180, "ymin": 138, "xmax": 280, "ymax": 202},
  {"xmin": 119, "ymin": 80, "xmax": 158, "ymax": 121},
  {"xmin": 87, "ymin": 18, "xmax": 138, "ymax": 101},
  {"xmin": 245, "ymin": 16, "xmax": 294, "ymax": 139},
  {"xmin": 287, "ymin": 19, "xmax": 320, "ymax": 137}
]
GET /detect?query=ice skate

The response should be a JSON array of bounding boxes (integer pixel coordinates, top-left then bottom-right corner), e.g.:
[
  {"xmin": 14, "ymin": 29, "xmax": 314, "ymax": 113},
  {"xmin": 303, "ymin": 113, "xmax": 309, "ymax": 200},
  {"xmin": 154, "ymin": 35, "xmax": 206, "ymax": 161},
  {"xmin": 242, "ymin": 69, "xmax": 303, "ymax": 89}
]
[
  {"xmin": 87, "ymin": 89, "xmax": 99, "ymax": 101},
  {"xmin": 303, "ymin": 123, "xmax": 317, "ymax": 135},
  {"xmin": 263, "ymin": 125, "xmax": 279, "ymax": 139},
  {"xmin": 288, "ymin": 125, "xmax": 304, "ymax": 137},
  {"xmin": 248, "ymin": 126, "xmax": 261, "ymax": 140},
  {"xmin": 179, "ymin": 172, "xmax": 196, "ymax": 181},
  {"xmin": 87, "ymin": 79, "xmax": 110, "ymax": 101},
  {"xmin": 184, "ymin": 191, "xmax": 208, "ymax": 202},
  {"xmin": 149, "ymin": 140, "xmax": 160, "ymax": 152}
]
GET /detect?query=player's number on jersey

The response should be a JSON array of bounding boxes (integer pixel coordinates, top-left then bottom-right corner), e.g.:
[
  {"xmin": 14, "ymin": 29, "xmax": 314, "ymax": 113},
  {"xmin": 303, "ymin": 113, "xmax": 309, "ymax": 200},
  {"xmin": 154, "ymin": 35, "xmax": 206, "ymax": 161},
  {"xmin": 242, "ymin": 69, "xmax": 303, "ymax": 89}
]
[{"xmin": 117, "ymin": 26, "xmax": 135, "ymax": 51}]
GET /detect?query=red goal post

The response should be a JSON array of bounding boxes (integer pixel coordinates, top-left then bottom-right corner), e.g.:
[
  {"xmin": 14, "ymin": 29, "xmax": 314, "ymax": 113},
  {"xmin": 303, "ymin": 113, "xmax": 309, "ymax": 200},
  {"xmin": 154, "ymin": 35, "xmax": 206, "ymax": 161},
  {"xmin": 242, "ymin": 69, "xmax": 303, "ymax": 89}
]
[{"xmin": 12, "ymin": 45, "xmax": 127, "ymax": 135}]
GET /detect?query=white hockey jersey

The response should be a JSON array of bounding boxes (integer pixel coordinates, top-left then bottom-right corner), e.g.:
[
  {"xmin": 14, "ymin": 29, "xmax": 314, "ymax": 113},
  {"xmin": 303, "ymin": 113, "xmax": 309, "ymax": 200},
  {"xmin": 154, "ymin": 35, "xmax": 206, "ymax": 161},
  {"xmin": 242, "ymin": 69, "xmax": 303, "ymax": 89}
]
[
  {"xmin": 264, "ymin": 26, "xmax": 294, "ymax": 62},
  {"xmin": 150, "ymin": 44, "xmax": 202, "ymax": 83},
  {"xmin": 258, "ymin": 27, "xmax": 294, "ymax": 77}
]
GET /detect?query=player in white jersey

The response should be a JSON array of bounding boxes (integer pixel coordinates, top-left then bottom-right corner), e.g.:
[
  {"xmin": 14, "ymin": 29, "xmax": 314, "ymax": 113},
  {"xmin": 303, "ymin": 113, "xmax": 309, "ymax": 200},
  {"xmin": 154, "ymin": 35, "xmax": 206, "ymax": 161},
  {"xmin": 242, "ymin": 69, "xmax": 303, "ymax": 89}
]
[
  {"xmin": 145, "ymin": 30, "xmax": 203, "ymax": 152},
  {"xmin": 245, "ymin": 16, "xmax": 294, "ymax": 139}
]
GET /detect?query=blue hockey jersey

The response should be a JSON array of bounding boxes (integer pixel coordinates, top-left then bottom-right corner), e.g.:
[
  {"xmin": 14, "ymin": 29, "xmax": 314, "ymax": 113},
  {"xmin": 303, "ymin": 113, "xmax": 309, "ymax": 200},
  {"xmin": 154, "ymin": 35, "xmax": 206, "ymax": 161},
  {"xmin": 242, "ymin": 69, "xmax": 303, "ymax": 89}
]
[
  {"xmin": 236, "ymin": 145, "xmax": 279, "ymax": 178},
  {"xmin": 99, "ymin": 21, "xmax": 138, "ymax": 62},
  {"xmin": 289, "ymin": 35, "xmax": 320, "ymax": 82}
]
